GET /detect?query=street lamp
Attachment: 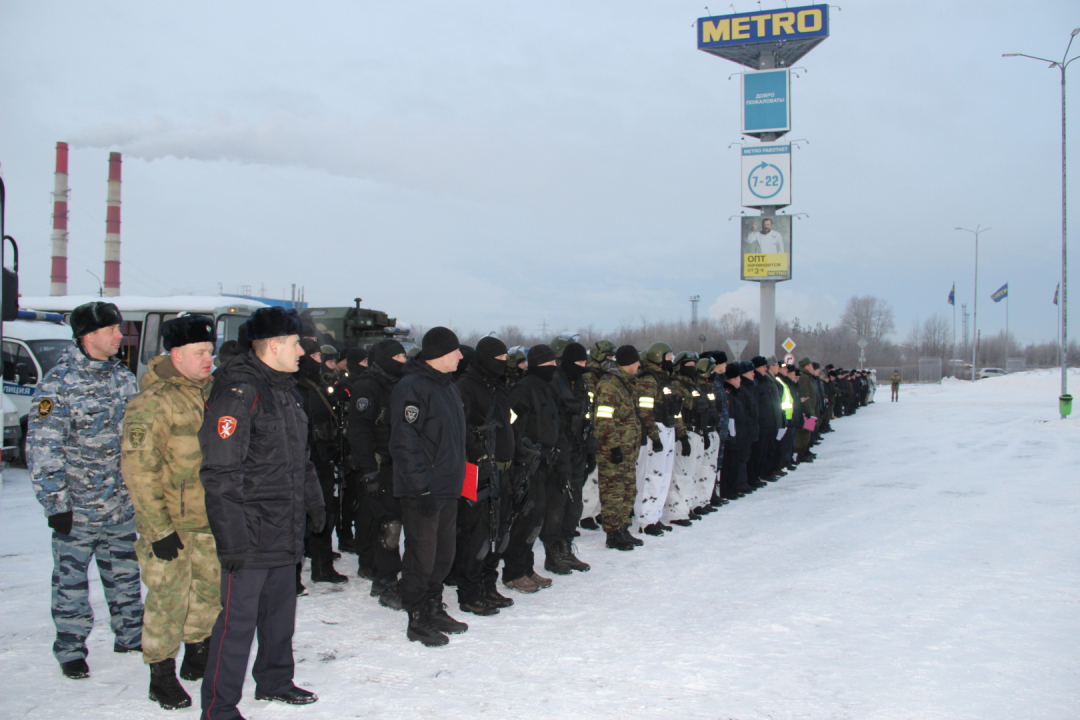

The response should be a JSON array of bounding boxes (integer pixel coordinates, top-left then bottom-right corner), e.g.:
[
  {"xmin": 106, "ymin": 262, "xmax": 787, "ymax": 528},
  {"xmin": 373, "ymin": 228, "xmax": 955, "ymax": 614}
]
[
  {"xmin": 956, "ymin": 225, "xmax": 990, "ymax": 381},
  {"xmin": 1005, "ymin": 28, "xmax": 1080, "ymax": 418}
]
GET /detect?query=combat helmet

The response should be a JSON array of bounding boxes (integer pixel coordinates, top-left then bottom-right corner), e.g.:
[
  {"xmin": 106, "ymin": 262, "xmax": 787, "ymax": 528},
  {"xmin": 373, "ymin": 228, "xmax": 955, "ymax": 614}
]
[
  {"xmin": 549, "ymin": 333, "xmax": 579, "ymax": 360},
  {"xmin": 643, "ymin": 341, "xmax": 672, "ymax": 366},
  {"xmin": 673, "ymin": 350, "xmax": 699, "ymax": 370},
  {"xmin": 506, "ymin": 348, "xmax": 527, "ymax": 370},
  {"xmin": 590, "ymin": 340, "xmax": 616, "ymax": 363},
  {"xmin": 696, "ymin": 357, "xmax": 716, "ymax": 380}
]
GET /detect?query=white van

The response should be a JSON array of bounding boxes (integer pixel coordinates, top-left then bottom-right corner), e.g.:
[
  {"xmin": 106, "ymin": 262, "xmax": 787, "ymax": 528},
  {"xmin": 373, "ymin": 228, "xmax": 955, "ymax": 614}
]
[
  {"xmin": 3, "ymin": 393, "xmax": 21, "ymax": 463},
  {"xmin": 2, "ymin": 315, "xmax": 74, "ymax": 460},
  {"xmin": 18, "ymin": 295, "xmax": 270, "ymax": 381}
]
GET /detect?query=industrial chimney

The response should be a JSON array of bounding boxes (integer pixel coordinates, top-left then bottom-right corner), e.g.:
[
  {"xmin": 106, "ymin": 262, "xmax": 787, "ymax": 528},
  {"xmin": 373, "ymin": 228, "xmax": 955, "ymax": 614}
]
[
  {"xmin": 49, "ymin": 142, "xmax": 69, "ymax": 296},
  {"xmin": 103, "ymin": 152, "xmax": 121, "ymax": 297}
]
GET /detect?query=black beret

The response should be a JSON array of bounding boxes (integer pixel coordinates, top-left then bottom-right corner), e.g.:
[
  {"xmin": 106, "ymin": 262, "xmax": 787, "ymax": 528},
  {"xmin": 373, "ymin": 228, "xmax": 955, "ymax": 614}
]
[
  {"xmin": 71, "ymin": 301, "xmax": 123, "ymax": 339},
  {"xmin": 161, "ymin": 314, "xmax": 216, "ymax": 351},
  {"xmin": 615, "ymin": 345, "xmax": 640, "ymax": 367},
  {"xmin": 246, "ymin": 306, "xmax": 302, "ymax": 341}
]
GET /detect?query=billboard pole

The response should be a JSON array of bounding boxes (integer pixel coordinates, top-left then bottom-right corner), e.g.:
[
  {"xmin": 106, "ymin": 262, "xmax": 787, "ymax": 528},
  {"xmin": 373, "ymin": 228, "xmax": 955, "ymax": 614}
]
[{"xmin": 758, "ymin": 50, "xmax": 778, "ymax": 359}]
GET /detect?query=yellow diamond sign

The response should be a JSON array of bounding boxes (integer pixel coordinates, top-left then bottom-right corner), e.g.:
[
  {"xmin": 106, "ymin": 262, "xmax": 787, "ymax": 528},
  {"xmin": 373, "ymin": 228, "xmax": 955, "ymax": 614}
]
[{"xmin": 782, "ymin": 337, "xmax": 796, "ymax": 353}]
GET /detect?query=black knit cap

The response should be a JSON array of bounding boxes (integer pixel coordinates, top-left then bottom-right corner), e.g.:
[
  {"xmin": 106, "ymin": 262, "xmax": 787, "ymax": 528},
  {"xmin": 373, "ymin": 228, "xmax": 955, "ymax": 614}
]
[
  {"xmin": 527, "ymin": 343, "xmax": 556, "ymax": 368},
  {"xmin": 299, "ymin": 338, "xmax": 321, "ymax": 356},
  {"xmin": 476, "ymin": 336, "xmax": 508, "ymax": 359},
  {"xmin": 371, "ymin": 340, "xmax": 405, "ymax": 375},
  {"xmin": 346, "ymin": 347, "xmax": 370, "ymax": 375},
  {"xmin": 562, "ymin": 342, "xmax": 587, "ymax": 365},
  {"xmin": 725, "ymin": 363, "xmax": 743, "ymax": 379},
  {"xmin": 246, "ymin": 306, "xmax": 302, "ymax": 341},
  {"xmin": 71, "ymin": 301, "xmax": 123, "ymax": 339},
  {"xmin": 161, "ymin": 314, "xmax": 216, "ymax": 351},
  {"xmin": 615, "ymin": 345, "xmax": 640, "ymax": 367},
  {"xmin": 752, "ymin": 355, "xmax": 767, "ymax": 369},
  {"xmin": 420, "ymin": 326, "xmax": 460, "ymax": 360}
]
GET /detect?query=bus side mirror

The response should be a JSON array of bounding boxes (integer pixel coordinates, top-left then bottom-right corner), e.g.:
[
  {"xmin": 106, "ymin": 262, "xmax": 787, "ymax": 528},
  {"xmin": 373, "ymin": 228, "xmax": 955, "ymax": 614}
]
[{"xmin": 2, "ymin": 266, "xmax": 16, "ymax": 322}]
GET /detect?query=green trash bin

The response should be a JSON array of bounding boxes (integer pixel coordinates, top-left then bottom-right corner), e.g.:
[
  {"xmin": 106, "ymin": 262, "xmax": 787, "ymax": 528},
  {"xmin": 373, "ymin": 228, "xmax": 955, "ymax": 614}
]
[{"xmin": 1061, "ymin": 394, "xmax": 1073, "ymax": 417}]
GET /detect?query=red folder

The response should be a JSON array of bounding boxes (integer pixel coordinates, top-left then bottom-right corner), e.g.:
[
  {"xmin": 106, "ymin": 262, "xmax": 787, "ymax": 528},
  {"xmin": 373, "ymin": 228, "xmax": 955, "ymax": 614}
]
[{"xmin": 462, "ymin": 462, "xmax": 479, "ymax": 501}]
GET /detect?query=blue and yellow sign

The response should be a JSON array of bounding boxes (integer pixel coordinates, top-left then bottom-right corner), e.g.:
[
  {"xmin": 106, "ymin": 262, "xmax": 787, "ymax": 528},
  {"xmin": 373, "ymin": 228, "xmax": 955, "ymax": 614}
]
[{"xmin": 697, "ymin": 4, "xmax": 829, "ymax": 69}]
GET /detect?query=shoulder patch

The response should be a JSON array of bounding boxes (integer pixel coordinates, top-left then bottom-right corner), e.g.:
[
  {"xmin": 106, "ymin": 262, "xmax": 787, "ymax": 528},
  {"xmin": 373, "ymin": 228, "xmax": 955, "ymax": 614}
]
[
  {"xmin": 355, "ymin": 397, "xmax": 370, "ymax": 412},
  {"xmin": 126, "ymin": 423, "xmax": 149, "ymax": 449},
  {"xmin": 404, "ymin": 404, "xmax": 419, "ymax": 424},
  {"xmin": 218, "ymin": 415, "xmax": 238, "ymax": 439},
  {"xmin": 37, "ymin": 398, "xmax": 54, "ymax": 418}
]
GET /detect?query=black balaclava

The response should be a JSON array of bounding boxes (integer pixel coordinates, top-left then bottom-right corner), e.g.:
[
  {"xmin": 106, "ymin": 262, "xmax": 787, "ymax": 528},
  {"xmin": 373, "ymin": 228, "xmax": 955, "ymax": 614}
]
[
  {"xmin": 530, "ymin": 364, "xmax": 557, "ymax": 383},
  {"xmin": 475, "ymin": 337, "xmax": 508, "ymax": 378},
  {"xmin": 679, "ymin": 361, "xmax": 698, "ymax": 379},
  {"xmin": 661, "ymin": 358, "xmax": 674, "ymax": 374},
  {"xmin": 561, "ymin": 342, "xmax": 588, "ymax": 381},
  {"xmin": 373, "ymin": 339, "xmax": 406, "ymax": 377}
]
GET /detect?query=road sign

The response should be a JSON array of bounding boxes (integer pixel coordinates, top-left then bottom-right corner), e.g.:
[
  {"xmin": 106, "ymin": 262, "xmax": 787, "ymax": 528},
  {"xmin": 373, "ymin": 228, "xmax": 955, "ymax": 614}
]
[
  {"xmin": 726, "ymin": 339, "xmax": 748, "ymax": 360},
  {"xmin": 698, "ymin": 335, "xmax": 707, "ymax": 343},
  {"xmin": 782, "ymin": 337, "xmax": 796, "ymax": 353},
  {"xmin": 856, "ymin": 339, "xmax": 868, "ymax": 349},
  {"xmin": 784, "ymin": 353, "xmax": 795, "ymax": 365},
  {"xmin": 741, "ymin": 143, "xmax": 791, "ymax": 208}
]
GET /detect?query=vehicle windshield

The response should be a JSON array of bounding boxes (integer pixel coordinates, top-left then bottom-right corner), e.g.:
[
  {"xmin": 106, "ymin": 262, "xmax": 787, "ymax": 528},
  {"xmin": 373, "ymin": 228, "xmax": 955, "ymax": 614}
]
[{"xmin": 28, "ymin": 339, "xmax": 74, "ymax": 376}]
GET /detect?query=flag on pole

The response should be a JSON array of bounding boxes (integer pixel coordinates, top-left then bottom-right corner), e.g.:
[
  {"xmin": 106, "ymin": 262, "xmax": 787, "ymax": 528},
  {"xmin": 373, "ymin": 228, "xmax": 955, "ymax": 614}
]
[
  {"xmin": 948, "ymin": 283, "xmax": 955, "ymax": 306},
  {"xmin": 1054, "ymin": 283, "xmax": 1060, "ymax": 305},
  {"xmin": 991, "ymin": 283, "xmax": 1009, "ymax": 303}
]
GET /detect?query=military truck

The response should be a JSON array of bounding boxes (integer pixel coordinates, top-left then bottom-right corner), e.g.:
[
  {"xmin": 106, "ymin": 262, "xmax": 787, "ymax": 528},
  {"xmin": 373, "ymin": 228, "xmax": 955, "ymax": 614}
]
[{"xmin": 303, "ymin": 299, "xmax": 417, "ymax": 353}]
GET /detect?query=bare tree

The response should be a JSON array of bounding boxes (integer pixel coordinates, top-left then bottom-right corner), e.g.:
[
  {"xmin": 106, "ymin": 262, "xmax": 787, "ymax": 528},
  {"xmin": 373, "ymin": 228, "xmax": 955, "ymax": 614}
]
[
  {"xmin": 840, "ymin": 295, "xmax": 895, "ymax": 341},
  {"xmin": 919, "ymin": 313, "xmax": 951, "ymax": 362}
]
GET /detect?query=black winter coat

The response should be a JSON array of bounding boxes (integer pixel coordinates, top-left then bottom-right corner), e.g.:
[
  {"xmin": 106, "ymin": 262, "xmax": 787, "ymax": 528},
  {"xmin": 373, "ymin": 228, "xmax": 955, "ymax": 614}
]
[
  {"xmin": 509, "ymin": 371, "xmax": 561, "ymax": 458},
  {"xmin": 348, "ymin": 362, "xmax": 399, "ymax": 476},
  {"xmin": 457, "ymin": 363, "xmax": 514, "ymax": 468},
  {"xmin": 724, "ymin": 381, "xmax": 753, "ymax": 461},
  {"xmin": 741, "ymin": 375, "xmax": 761, "ymax": 442},
  {"xmin": 294, "ymin": 356, "xmax": 337, "ymax": 465},
  {"xmin": 390, "ymin": 358, "xmax": 466, "ymax": 499},
  {"xmin": 199, "ymin": 350, "xmax": 324, "ymax": 570}
]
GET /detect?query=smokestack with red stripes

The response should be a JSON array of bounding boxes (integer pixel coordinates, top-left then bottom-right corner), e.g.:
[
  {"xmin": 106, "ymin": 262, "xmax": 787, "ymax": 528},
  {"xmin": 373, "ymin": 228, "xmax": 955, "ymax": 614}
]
[
  {"xmin": 103, "ymin": 152, "xmax": 121, "ymax": 297},
  {"xmin": 49, "ymin": 142, "xmax": 69, "ymax": 296}
]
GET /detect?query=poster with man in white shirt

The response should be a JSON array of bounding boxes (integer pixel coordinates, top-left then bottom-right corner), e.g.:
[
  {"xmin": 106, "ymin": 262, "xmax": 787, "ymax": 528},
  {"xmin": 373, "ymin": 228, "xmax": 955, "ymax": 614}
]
[{"xmin": 741, "ymin": 216, "xmax": 791, "ymax": 281}]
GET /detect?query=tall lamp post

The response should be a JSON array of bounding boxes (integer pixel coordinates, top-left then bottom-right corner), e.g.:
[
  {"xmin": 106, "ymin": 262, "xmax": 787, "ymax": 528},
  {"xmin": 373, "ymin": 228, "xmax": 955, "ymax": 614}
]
[
  {"xmin": 1005, "ymin": 28, "xmax": 1080, "ymax": 418},
  {"xmin": 956, "ymin": 225, "xmax": 990, "ymax": 381}
]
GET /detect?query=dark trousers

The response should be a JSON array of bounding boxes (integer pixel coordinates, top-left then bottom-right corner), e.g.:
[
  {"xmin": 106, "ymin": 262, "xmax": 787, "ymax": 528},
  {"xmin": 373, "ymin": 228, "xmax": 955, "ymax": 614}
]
[
  {"xmin": 553, "ymin": 451, "xmax": 587, "ymax": 540},
  {"xmin": 747, "ymin": 440, "xmax": 762, "ymax": 483},
  {"xmin": 366, "ymin": 466, "xmax": 403, "ymax": 581},
  {"xmin": 502, "ymin": 463, "xmax": 551, "ymax": 582},
  {"xmin": 399, "ymin": 497, "xmax": 457, "ymax": 613},
  {"xmin": 201, "ymin": 565, "xmax": 296, "ymax": 720},
  {"xmin": 481, "ymin": 473, "xmax": 515, "ymax": 594},
  {"xmin": 779, "ymin": 422, "xmax": 797, "ymax": 465},
  {"xmin": 304, "ymin": 461, "xmax": 336, "ymax": 573},
  {"xmin": 452, "ymin": 495, "xmax": 491, "ymax": 604}
]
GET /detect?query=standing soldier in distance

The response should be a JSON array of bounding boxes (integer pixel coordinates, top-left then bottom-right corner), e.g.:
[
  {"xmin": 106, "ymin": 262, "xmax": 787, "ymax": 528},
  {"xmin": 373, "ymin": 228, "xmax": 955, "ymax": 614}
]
[
  {"xmin": 121, "ymin": 315, "xmax": 220, "ymax": 710},
  {"xmin": 890, "ymin": 370, "xmax": 901, "ymax": 402},
  {"xmin": 634, "ymin": 342, "xmax": 681, "ymax": 536},
  {"xmin": 199, "ymin": 307, "xmax": 325, "ymax": 717},
  {"xmin": 578, "ymin": 339, "xmax": 616, "ymax": 530},
  {"xmin": 593, "ymin": 346, "xmax": 647, "ymax": 551},
  {"xmin": 28, "ymin": 301, "xmax": 143, "ymax": 680}
]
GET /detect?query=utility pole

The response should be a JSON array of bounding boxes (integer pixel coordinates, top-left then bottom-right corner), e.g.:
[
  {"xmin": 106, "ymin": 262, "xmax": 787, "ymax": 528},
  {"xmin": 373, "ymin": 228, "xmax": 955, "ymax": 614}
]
[{"xmin": 690, "ymin": 295, "xmax": 700, "ymax": 328}]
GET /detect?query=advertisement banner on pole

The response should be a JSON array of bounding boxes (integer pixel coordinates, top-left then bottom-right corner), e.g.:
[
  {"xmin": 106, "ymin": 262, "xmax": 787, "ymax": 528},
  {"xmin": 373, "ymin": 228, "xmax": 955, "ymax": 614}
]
[
  {"xmin": 697, "ymin": 5, "xmax": 830, "ymax": 70},
  {"xmin": 741, "ymin": 143, "xmax": 791, "ymax": 207},
  {"xmin": 742, "ymin": 69, "xmax": 790, "ymax": 136},
  {"xmin": 741, "ymin": 215, "xmax": 792, "ymax": 282}
]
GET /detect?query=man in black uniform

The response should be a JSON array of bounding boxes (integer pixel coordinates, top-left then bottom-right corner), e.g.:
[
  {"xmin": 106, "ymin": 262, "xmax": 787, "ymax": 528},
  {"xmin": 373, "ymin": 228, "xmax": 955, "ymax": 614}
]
[
  {"xmin": 390, "ymin": 327, "xmax": 468, "ymax": 647},
  {"xmin": 199, "ymin": 307, "xmax": 324, "ymax": 719},
  {"xmin": 502, "ymin": 344, "xmax": 561, "ymax": 594},
  {"xmin": 545, "ymin": 342, "xmax": 592, "ymax": 574},
  {"xmin": 347, "ymin": 340, "xmax": 407, "ymax": 611},
  {"xmin": 720, "ymin": 363, "xmax": 752, "ymax": 500},
  {"xmin": 452, "ymin": 337, "xmax": 516, "ymax": 616},
  {"xmin": 295, "ymin": 339, "xmax": 348, "ymax": 585}
]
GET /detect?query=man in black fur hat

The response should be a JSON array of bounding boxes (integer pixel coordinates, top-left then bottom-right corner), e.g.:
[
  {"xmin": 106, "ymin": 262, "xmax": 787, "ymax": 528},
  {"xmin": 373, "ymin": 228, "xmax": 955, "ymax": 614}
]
[{"xmin": 198, "ymin": 306, "xmax": 325, "ymax": 718}]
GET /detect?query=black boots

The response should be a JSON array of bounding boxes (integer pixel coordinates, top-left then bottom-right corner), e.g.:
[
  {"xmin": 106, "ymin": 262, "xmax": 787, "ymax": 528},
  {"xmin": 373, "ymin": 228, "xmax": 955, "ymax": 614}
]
[
  {"xmin": 606, "ymin": 531, "xmax": 634, "ymax": 551},
  {"xmin": 60, "ymin": 658, "xmax": 89, "ymax": 679},
  {"xmin": 560, "ymin": 540, "xmax": 591, "ymax": 572},
  {"xmin": 149, "ymin": 658, "xmax": 192, "ymax": 710},
  {"xmin": 371, "ymin": 577, "xmax": 404, "ymax": 611},
  {"xmin": 543, "ymin": 541, "xmax": 573, "ymax": 575},
  {"xmin": 406, "ymin": 599, "xmax": 467, "ymax": 647},
  {"xmin": 178, "ymin": 639, "xmax": 209, "ymax": 681},
  {"xmin": 311, "ymin": 557, "xmax": 349, "ymax": 584}
]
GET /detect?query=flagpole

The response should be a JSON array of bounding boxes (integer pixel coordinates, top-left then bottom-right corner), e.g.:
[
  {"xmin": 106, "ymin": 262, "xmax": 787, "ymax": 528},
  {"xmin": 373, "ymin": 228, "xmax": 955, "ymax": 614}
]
[{"xmin": 1006, "ymin": 289, "xmax": 1010, "ymax": 370}]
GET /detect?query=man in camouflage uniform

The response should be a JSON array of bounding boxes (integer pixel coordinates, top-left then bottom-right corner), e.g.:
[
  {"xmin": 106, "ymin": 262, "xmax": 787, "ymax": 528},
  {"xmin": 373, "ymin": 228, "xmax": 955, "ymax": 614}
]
[
  {"xmin": 579, "ymin": 340, "xmax": 616, "ymax": 530},
  {"xmin": 28, "ymin": 301, "xmax": 143, "ymax": 680},
  {"xmin": 633, "ymin": 342, "xmax": 681, "ymax": 536},
  {"xmin": 592, "ymin": 345, "xmax": 646, "ymax": 551},
  {"xmin": 121, "ymin": 315, "xmax": 220, "ymax": 710},
  {"xmin": 664, "ymin": 352, "xmax": 703, "ymax": 527}
]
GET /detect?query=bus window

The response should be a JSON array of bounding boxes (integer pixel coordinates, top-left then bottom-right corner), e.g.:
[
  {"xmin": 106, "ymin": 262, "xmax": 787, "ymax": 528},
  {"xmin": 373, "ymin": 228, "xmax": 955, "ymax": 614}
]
[
  {"xmin": 117, "ymin": 320, "xmax": 142, "ymax": 373},
  {"xmin": 141, "ymin": 314, "xmax": 162, "ymax": 366},
  {"xmin": 219, "ymin": 314, "xmax": 248, "ymax": 344},
  {"xmin": 2, "ymin": 341, "xmax": 16, "ymax": 381}
]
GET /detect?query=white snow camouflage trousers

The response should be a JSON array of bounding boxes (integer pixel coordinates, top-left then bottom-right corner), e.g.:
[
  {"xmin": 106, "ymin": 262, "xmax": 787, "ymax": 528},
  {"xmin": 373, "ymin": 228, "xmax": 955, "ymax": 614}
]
[{"xmin": 633, "ymin": 425, "xmax": 675, "ymax": 529}]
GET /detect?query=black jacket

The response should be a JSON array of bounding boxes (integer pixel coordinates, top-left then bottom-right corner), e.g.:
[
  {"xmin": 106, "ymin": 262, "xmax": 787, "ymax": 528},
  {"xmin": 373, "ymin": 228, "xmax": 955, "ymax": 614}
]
[
  {"xmin": 199, "ymin": 350, "xmax": 324, "ymax": 570},
  {"xmin": 551, "ymin": 366, "xmax": 590, "ymax": 455},
  {"xmin": 741, "ymin": 375, "xmax": 761, "ymax": 442},
  {"xmin": 348, "ymin": 362, "xmax": 399, "ymax": 476},
  {"xmin": 294, "ymin": 356, "xmax": 337, "ymax": 465},
  {"xmin": 509, "ymin": 371, "xmax": 560, "ymax": 458},
  {"xmin": 724, "ymin": 381, "xmax": 753, "ymax": 461},
  {"xmin": 755, "ymin": 371, "xmax": 782, "ymax": 432},
  {"xmin": 456, "ymin": 363, "xmax": 514, "ymax": 468},
  {"xmin": 390, "ymin": 358, "xmax": 466, "ymax": 499}
]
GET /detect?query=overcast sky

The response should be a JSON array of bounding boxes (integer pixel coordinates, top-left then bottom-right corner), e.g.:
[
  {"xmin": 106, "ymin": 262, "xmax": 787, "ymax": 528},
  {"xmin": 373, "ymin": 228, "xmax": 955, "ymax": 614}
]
[{"xmin": 2, "ymin": 1, "xmax": 1077, "ymax": 345}]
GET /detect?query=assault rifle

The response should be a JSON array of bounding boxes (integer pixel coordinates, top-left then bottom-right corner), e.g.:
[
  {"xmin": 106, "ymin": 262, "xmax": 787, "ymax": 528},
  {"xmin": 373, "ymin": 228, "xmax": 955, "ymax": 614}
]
[
  {"xmin": 498, "ymin": 437, "xmax": 543, "ymax": 554},
  {"xmin": 471, "ymin": 418, "xmax": 501, "ymax": 554}
]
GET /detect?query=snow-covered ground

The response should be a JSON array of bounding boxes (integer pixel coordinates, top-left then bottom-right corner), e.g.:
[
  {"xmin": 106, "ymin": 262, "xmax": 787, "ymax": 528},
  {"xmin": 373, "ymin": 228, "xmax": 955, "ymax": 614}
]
[{"xmin": 2, "ymin": 370, "xmax": 1078, "ymax": 720}]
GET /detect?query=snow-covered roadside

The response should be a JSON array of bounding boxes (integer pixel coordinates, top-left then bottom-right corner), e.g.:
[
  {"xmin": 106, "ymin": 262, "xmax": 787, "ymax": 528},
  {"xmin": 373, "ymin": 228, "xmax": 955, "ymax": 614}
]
[{"xmin": 1, "ymin": 370, "xmax": 1078, "ymax": 720}]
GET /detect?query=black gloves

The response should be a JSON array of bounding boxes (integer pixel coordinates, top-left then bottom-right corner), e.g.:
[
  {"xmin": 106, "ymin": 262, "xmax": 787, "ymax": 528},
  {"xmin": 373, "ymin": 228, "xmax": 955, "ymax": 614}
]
[
  {"xmin": 651, "ymin": 437, "xmax": 664, "ymax": 452},
  {"xmin": 363, "ymin": 471, "xmax": 380, "ymax": 497},
  {"xmin": 703, "ymin": 434, "xmax": 711, "ymax": 450},
  {"xmin": 151, "ymin": 532, "xmax": 185, "ymax": 561},
  {"xmin": 609, "ymin": 447, "xmax": 624, "ymax": 464},
  {"xmin": 47, "ymin": 511, "xmax": 73, "ymax": 536},
  {"xmin": 220, "ymin": 555, "xmax": 245, "ymax": 575},
  {"xmin": 680, "ymin": 436, "xmax": 692, "ymax": 457},
  {"xmin": 417, "ymin": 493, "xmax": 438, "ymax": 518},
  {"xmin": 308, "ymin": 507, "xmax": 326, "ymax": 534}
]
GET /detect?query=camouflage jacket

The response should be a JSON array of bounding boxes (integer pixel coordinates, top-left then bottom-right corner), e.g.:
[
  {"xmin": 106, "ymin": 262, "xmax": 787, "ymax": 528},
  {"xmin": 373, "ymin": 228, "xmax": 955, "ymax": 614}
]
[
  {"xmin": 121, "ymin": 355, "xmax": 213, "ymax": 541},
  {"xmin": 28, "ymin": 344, "xmax": 139, "ymax": 525},
  {"xmin": 593, "ymin": 368, "xmax": 644, "ymax": 454},
  {"xmin": 636, "ymin": 360, "xmax": 684, "ymax": 440}
]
